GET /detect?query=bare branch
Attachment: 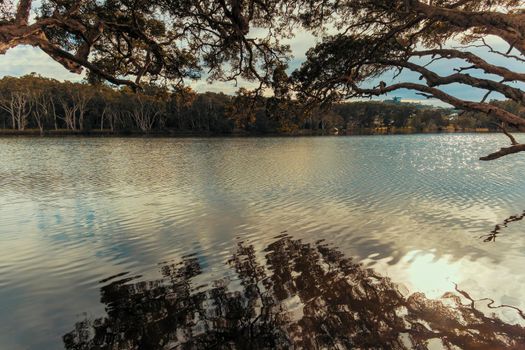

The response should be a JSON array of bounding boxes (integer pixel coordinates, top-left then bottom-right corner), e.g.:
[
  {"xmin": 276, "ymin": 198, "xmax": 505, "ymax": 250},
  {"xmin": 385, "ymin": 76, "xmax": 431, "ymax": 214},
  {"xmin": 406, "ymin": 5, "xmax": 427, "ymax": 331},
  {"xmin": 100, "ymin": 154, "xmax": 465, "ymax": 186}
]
[
  {"xmin": 346, "ymin": 81, "xmax": 525, "ymax": 128},
  {"xmin": 412, "ymin": 49, "xmax": 525, "ymax": 83}
]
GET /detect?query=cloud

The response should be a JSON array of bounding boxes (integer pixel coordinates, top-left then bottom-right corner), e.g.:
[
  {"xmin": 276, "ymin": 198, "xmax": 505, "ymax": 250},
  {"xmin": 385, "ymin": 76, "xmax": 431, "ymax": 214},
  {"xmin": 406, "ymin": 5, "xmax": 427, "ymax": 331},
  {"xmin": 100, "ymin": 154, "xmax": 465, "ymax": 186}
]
[{"xmin": 0, "ymin": 46, "xmax": 85, "ymax": 82}]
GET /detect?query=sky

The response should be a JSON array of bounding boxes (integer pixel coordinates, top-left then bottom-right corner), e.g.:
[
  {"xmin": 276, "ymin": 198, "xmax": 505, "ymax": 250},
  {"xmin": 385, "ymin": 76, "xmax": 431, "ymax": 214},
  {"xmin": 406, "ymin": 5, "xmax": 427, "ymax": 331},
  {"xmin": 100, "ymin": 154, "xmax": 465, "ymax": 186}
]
[{"xmin": 1, "ymin": 23, "xmax": 524, "ymax": 108}]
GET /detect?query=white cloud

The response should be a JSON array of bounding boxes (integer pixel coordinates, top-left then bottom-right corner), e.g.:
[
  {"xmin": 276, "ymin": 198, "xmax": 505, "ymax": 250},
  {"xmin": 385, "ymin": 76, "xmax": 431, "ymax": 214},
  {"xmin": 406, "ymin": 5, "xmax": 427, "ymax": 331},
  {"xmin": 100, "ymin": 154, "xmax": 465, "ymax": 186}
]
[{"xmin": 0, "ymin": 45, "xmax": 84, "ymax": 82}]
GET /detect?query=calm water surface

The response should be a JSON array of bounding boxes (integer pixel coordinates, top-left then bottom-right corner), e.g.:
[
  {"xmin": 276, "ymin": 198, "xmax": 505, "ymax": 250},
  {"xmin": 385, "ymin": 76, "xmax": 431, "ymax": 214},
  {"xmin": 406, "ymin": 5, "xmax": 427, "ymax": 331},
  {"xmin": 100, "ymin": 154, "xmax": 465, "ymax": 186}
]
[{"xmin": 2, "ymin": 135, "xmax": 525, "ymax": 349}]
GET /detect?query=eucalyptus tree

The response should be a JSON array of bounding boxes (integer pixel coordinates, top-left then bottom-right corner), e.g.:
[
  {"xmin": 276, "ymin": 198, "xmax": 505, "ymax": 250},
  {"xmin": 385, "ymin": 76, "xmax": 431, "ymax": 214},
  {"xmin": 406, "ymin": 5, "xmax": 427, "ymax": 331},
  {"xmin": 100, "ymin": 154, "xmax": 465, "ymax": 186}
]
[
  {"xmin": 1, "ymin": 0, "xmax": 197, "ymax": 89},
  {"xmin": 0, "ymin": 76, "xmax": 32, "ymax": 130},
  {"xmin": 96, "ymin": 87, "xmax": 131, "ymax": 132},
  {"xmin": 127, "ymin": 91, "xmax": 165, "ymax": 132},
  {"xmin": 187, "ymin": 92, "xmax": 232, "ymax": 132},
  {"xmin": 56, "ymin": 82, "xmax": 79, "ymax": 130},
  {"xmin": 226, "ymin": 88, "xmax": 260, "ymax": 130},
  {"xmin": 168, "ymin": 86, "xmax": 196, "ymax": 130},
  {"xmin": 30, "ymin": 76, "xmax": 58, "ymax": 134},
  {"xmin": 3, "ymin": 0, "xmax": 525, "ymax": 157},
  {"xmin": 72, "ymin": 83, "xmax": 94, "ymax": 131},
  {"xmin": 292, "ymin": 0, "xmax": 525, "ymax": 160},
  {"xmin": 0, "ymin": 0, "xmax": 300, "ymax": 90}
]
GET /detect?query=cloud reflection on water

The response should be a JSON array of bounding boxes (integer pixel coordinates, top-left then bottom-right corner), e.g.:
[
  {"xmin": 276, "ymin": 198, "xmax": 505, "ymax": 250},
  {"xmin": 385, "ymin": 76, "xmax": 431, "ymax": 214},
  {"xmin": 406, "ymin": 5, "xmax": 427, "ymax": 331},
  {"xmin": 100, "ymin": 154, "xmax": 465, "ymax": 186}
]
[{"xmin": 3, "ymin": 136, "xmax": 525, "ymax": 348}]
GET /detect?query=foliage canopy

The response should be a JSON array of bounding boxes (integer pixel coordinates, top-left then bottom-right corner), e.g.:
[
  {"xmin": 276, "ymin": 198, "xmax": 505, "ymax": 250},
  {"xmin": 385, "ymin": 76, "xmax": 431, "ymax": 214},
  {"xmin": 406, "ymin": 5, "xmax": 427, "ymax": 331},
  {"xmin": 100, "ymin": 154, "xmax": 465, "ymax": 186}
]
[{"xmin": 1, "ymin": 0, "xmax": 525, "ymax": 158}]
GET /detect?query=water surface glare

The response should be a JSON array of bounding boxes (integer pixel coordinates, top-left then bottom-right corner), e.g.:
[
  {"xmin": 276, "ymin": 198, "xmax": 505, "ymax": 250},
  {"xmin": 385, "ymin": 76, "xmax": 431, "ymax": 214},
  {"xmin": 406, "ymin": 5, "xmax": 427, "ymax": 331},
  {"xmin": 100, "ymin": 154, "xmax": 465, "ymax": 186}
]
[{"xmin": 1, "ymin": 135, "xmax": 525, "ymax": 349}]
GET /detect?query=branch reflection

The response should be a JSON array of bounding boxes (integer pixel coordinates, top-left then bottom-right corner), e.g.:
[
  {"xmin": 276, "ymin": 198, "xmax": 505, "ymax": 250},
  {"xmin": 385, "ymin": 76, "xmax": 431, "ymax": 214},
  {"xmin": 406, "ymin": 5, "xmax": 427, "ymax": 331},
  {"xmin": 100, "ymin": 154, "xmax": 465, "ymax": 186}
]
[
  {"xmin": 63, "ymin": 236, "xmax": 525, "ymax": 349},
  {"xmin": 482, "ymin": 209, "xmax": 525, "ymax": 242}
]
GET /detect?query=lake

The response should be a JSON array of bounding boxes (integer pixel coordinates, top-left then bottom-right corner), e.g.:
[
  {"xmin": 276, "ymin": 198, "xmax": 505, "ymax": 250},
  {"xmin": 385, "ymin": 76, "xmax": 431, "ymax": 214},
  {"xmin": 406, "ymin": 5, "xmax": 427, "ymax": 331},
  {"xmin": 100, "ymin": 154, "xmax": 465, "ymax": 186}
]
[{"xmin": 1, "ymin": 135, "xmax": 525, "ymax": 349}]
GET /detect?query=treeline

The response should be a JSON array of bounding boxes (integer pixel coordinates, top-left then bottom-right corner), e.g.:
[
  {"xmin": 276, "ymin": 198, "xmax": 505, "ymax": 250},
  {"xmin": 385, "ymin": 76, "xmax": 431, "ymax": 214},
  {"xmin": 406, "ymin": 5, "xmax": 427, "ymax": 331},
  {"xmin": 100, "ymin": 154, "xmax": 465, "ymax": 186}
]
[{"xmin": 0, "ymin": 75, "xmax": 517, "ymax": 135}]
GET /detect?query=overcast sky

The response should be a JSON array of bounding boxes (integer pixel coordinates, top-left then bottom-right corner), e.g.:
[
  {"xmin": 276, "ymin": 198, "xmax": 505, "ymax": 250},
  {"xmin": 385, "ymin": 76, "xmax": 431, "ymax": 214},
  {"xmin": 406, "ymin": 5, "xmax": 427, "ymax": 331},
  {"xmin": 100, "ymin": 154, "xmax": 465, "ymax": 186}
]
[{"xmin": 1, "ymin": 29, "xmax": 523, "ymax": 107}]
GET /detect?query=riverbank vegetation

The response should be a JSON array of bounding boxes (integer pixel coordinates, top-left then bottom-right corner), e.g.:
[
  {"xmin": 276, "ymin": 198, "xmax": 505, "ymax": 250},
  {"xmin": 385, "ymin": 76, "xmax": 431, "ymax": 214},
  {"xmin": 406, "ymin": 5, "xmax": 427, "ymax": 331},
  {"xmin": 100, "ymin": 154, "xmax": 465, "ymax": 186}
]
[{"xmin": 1, "ymin": 75, "xmax": 519, "ymax": 136}]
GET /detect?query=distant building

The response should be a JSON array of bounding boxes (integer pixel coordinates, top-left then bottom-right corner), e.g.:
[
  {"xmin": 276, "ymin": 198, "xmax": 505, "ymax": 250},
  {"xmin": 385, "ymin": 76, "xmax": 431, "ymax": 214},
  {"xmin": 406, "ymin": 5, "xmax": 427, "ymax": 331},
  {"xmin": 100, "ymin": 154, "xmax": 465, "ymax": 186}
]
[{"xmin": 383, "ymin": 96, "xmax": 402, "ymax": 105}]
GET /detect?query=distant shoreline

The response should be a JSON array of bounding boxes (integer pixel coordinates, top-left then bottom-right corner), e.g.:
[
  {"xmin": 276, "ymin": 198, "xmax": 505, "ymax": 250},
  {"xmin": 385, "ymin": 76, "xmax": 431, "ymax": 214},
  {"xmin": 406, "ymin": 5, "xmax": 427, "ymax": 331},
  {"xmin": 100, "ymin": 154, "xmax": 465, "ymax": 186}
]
[{"xmin": 0, "ymin": 127, "xmax": 503, "ymax": 138}]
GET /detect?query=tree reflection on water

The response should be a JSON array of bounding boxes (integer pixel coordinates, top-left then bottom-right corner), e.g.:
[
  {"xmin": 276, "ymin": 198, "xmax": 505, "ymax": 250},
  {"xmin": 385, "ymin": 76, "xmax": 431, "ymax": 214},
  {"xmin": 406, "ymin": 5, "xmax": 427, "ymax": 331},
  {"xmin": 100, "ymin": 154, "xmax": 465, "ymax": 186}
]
[
  {"xmin": 482, "ymin": 209, "xmax": 525, "ymax": 242},
  {"xmin": 63, "ymin": 236, "xmax": 525, "ymax": 349}
]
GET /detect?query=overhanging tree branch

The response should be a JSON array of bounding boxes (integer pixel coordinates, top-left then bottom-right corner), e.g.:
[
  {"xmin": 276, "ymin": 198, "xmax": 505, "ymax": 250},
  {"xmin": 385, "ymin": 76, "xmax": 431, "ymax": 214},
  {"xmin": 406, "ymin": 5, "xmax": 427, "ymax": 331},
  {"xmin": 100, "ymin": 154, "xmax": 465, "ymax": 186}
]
[
  {"xmin": 412, "ymin": 49, "xmax": 525, "ymax": 83},
  {"xmin": 479, "ymin": 144, "xmax": 525, "ymax": 161},
  {"xmin": 409, "ymin": 0, "xmax": 525, "ymax": 54},
  {"xmin": 293, "ymin": 0, "xmax": 525, "ymax": 162},
  {"xmin": 346, "ymin": 81, "xmax": 525, "ymax": 127},
  {"xmin": 377, "ymin": 59, "xmax": 525, "ymax": 105}
]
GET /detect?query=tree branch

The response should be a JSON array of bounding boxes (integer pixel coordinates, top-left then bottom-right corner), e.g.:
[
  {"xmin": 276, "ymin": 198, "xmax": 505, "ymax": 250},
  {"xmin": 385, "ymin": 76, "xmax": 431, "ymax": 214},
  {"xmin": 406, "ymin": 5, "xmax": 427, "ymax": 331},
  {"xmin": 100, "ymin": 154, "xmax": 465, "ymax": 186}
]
[
  {"xmin": 412, "ymin": 49, "xmax": 525, "ymax": 83},
  {"xmin": 378, "ymin": 59, "xmax": 525, "ymax": 105},
  {"xmin": 33, "ymin": 35, "xmax": 139, "ymax": 89},
  {"xmin": 494, "ymin": 122, "xmax": 518, "ymax": 146},
  {"xmin": 410, "ymin": 0, "xmax": 525, "ymax": 54},
  {"xmin": 347, "ymin": 81, "xmax": 525, "ymax": 127},
  {"xmin": 480, "ymin": 144, "xmax": 525, "ymax": 161},
  {"xmin": 15, "ymin": 0, "xmax": 31, "ymax": 25}
]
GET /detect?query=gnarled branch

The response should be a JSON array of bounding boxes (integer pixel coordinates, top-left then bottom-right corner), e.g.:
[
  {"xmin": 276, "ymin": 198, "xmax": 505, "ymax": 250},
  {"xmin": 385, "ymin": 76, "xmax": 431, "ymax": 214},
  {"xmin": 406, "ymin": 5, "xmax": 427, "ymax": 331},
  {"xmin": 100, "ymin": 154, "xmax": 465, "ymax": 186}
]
[{"xmin": 480, "ymin": 144, "xmax": 525, "ymax": 161}]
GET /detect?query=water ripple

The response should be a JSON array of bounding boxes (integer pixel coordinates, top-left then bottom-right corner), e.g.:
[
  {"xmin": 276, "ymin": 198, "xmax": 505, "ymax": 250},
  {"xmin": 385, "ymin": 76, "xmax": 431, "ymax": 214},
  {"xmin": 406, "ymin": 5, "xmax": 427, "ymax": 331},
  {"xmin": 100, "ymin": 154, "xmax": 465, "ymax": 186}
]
[{"xmin": 1, "ymin": 135, "xmax": 525, "ymax": 349}]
